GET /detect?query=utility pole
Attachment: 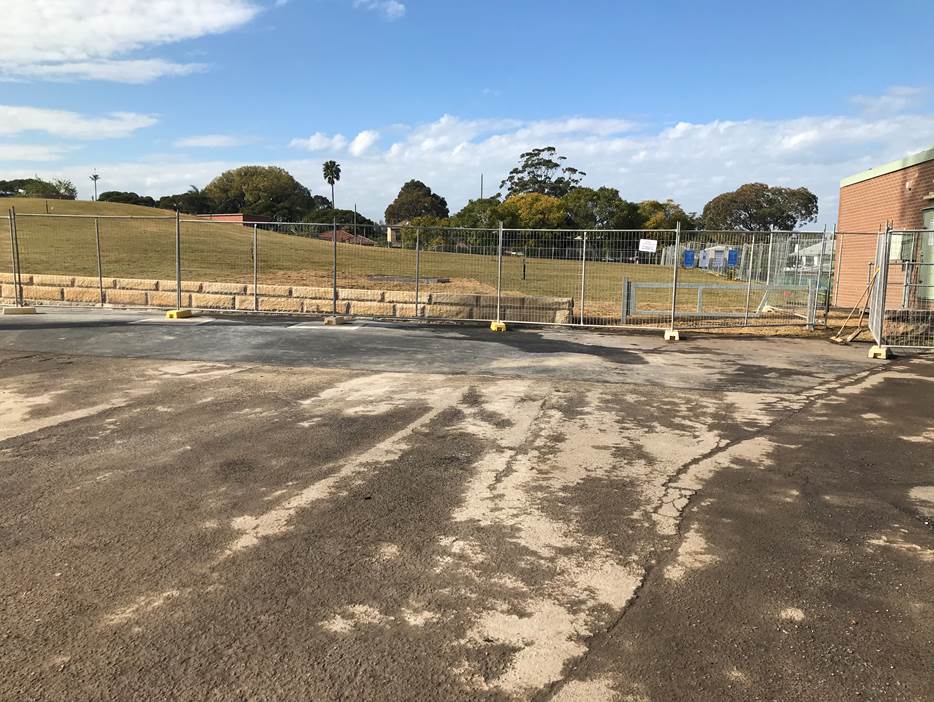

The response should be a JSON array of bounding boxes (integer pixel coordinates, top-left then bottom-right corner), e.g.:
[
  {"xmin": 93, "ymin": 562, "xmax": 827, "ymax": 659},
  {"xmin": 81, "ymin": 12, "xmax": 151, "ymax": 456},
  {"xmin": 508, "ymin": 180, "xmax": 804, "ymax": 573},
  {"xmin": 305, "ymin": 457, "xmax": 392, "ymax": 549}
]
[
  {"xmin": 89, "ymin": 171, "xmax": 100, "ymax": 201},
  {"xmin": 480, "ymin": 173, "xmax": 484, "ymax": 200}
]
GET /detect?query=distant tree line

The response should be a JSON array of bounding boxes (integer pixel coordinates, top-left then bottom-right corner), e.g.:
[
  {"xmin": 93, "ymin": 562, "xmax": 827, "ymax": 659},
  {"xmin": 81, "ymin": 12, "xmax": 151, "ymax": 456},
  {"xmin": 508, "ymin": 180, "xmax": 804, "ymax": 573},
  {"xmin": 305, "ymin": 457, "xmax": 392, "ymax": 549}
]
[
  {"xmin": 13, "ymin": 148, "xmax": 817, "ymax": 247},
  {"xmin": 1, "ymin": 177, "xmax": 77, "ymax": 200}
]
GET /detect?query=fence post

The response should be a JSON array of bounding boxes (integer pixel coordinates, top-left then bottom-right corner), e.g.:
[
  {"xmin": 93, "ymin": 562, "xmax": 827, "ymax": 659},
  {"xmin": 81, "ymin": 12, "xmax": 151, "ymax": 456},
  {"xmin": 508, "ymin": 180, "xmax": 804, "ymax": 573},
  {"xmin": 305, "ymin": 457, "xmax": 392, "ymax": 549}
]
[
  {"xmin": 7, "ymin": 208, "xmax": 19, "ymax": 306},
  {"xmin": 94, "ymin": 217, "xmax": 104, "ymax": 306},
  {"xmin": 620, "ymin": 276, "xmax": 629, "ymax": 324},
  {"xmin": 174, "ymin": 210, "xmax": 182, "ymax": 310},
  {"xmin": 766, "ymin": 232, "xmax": 773, "ymax": 285},
  {"xmin": 495, "ymin": 221, "xmax": 503, "ymax": 322},
  {"xmin": 10, "ymin": 207, "xmax": 23, "ymax": 306},
  {"xmin": 252, "ymin": 224, "xmax": 259, "ymax": 311},
  {"xmin": 743, "ymin": 234, "xmax": 755, "ymax": 325},
  {"xmin": 579, "ymin": 230, "xmax": 587, "ymax": 325},
  {"xmin": 331, "ymin": 217, "xmax": 338, "ymax": 316},
  {"xmin": 814, "ymin": 226, "xmax": 829, "ymax": 326},
  {"xmin": 414, "ymin": 229, "xmax": 421, "ymax": 319},
  {"xmin": 668, "ymin": 222, "xmax": 681, "ymax": 332}
]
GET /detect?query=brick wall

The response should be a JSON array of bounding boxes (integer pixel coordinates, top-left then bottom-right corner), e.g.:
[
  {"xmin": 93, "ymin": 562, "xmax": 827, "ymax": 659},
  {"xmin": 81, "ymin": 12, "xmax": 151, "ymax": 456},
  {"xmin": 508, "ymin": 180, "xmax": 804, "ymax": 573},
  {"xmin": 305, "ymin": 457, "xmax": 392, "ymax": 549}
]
[
  {"xmin": 0, "ymin": 273, "xmax": 573, "ymax": 324},
  {"xmin": 835, "ymin": 158, "xmax": 934, "ymax": 308}
]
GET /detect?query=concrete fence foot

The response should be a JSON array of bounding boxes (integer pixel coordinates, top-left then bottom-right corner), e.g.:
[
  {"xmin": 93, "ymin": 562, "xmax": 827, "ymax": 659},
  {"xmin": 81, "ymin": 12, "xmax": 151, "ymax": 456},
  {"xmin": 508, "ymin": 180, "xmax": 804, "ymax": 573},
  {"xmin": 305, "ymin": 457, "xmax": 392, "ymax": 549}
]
[
  {"xmin": 868, "ymin": 345, "xmax": 891, "ymax": 360},
  {"xmin": 325, "ymin": 315, "xmax": 349, "ymax": 326},
  {"xmin": 2, "ymin": 306, "xmax": 37, "ymax": 315},
  {"xmin": 490, "ymin": 320, "xmax": 507, "ymax": 333},
  {"xmin": 165, "ymin": 309, "xmax": 193, "ymax": 319},
  {"xmin": 664, "ymin": 329, "xmax": 680, "ymax": 341}
]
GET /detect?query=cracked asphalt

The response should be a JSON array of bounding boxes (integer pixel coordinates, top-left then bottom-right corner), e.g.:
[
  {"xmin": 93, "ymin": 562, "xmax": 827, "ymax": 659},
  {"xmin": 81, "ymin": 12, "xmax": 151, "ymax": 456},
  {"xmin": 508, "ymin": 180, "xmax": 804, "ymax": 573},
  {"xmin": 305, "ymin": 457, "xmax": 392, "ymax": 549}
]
[{"xmin": 0, "ymin": 309, "xmax": 932, "ymax": 701}]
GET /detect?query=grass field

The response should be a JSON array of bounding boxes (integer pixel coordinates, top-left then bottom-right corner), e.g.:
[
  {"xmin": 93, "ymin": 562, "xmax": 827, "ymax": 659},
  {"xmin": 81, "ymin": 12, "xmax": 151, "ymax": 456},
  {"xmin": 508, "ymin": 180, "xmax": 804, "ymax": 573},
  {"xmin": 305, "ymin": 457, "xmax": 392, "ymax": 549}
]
[{"xmin": 2, "ymin": 197, "xmax": 781, "ymax": 322}]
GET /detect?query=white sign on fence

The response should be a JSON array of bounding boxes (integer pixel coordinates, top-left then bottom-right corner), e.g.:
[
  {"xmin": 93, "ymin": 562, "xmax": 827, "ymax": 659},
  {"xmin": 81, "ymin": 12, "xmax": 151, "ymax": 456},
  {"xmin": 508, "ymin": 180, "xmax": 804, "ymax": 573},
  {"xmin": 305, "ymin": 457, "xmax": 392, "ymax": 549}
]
[{"xmin": 638, "ymin": 238, "xmax": 658, "ymax": 253}]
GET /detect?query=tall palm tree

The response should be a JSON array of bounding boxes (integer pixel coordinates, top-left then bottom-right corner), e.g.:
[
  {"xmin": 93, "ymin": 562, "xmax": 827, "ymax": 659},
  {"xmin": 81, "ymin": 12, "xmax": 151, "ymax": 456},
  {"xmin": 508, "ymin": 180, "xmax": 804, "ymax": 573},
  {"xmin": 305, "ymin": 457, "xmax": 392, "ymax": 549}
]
[
  {"xmin": 322, "ymin": 161, "xmax": 341, "ymax": 209},
  {"xmin": 322, "ymin": 160, "xmax": 342, "ymax": 315}
]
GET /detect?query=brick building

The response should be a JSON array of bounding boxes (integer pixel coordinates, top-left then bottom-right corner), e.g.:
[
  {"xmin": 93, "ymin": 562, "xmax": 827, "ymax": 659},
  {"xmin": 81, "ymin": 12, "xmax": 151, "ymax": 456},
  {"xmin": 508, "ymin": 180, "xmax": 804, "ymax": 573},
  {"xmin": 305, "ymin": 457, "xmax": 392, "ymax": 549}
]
[{"xmin": 834, "ymin": 146, "xmax": 934, "ymax": 308}]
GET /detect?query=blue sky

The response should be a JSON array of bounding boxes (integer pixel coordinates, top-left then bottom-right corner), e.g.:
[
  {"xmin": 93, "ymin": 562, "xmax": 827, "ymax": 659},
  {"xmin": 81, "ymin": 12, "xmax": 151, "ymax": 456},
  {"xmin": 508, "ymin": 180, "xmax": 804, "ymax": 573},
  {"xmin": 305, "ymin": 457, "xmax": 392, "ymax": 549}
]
[{"xmin": 2, "ymin": 0, "xmax": 934, "ymax": 224}]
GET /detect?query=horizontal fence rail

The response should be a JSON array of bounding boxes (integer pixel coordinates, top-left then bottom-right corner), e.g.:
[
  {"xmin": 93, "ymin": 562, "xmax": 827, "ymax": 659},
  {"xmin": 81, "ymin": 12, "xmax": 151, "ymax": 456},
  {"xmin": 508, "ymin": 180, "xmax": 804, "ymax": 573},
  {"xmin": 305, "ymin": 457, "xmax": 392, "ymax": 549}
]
[{"xmin": 4, "ymin": 209, "xmax": 902, "ymax": 339}]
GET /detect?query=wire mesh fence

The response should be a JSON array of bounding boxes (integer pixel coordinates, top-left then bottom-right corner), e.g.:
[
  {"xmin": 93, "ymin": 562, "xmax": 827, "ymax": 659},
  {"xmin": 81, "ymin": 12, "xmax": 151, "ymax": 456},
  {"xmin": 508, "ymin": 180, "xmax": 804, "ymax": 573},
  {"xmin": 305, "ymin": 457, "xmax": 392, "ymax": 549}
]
[
  {"xmin": 869, "ymin": 229, "xmax": 934, "ymax": 350},
  {"xmin": 4, "ymin": 210, "xmax": 849, "ymax": 334}
]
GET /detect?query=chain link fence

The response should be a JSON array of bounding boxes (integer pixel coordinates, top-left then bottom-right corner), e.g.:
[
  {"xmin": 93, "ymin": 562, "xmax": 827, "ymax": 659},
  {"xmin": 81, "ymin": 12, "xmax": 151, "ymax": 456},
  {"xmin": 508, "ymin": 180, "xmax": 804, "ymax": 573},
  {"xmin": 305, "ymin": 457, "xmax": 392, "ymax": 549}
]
[{"xmin": 4, "ymin": 209, "xmax": 837, "ymax": 334}]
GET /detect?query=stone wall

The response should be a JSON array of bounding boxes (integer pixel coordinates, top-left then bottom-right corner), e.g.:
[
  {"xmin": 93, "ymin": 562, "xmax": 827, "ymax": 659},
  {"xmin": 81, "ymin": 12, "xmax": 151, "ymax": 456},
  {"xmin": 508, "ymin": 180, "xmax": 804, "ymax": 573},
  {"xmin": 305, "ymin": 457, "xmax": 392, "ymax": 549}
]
[{"xmin": 0, "ymin": 273, "xmax": 573, "ymax": 323}]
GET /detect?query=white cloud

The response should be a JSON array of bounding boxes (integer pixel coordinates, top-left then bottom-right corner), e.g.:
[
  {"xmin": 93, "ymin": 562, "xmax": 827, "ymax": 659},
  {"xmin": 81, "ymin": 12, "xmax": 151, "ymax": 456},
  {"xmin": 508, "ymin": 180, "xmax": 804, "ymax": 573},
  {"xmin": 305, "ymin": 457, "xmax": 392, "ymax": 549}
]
[
  {"xmin": 0, "ymin": 105, "xmax": 157, "ymax": 139},
  {"xmin": 174, "ymin": 134, "xmax": 242, "ymax": 148},
  {"xmin": 851, "ymin": 85, "xmax": 927, "ymax": 115},
  {"xmin": 353, "ymin": 0, "xmax": 406, "ymax": 20},
  {"xmin": 289, "ymin": 132, "xmax": 349, "ymax": 152},
  {"xmin": 348, "ymin": 130, "xmax": 380, "ymax": 156},
  {"xmin": 0, "ymin": 0, "xmax": 261, "ymax": 83},
  {"xmin": 0, "ymin": 144, "xmax": 76, "ymax": 161}
]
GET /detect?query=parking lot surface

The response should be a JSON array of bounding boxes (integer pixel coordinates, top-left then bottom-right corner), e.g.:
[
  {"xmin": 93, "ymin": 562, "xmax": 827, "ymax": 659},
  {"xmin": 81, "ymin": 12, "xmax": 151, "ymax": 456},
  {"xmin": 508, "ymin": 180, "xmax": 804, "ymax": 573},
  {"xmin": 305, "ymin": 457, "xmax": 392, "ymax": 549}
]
[{"xmin": 1, "ymin": 310, "xmax": 931, "ymax": 701}]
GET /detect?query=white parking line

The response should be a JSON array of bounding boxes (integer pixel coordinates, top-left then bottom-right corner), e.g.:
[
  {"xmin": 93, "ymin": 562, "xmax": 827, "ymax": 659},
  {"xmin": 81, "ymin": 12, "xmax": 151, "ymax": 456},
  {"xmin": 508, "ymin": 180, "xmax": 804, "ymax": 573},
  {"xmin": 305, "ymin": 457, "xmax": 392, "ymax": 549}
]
[{"xmin": 287, "ymin": 323, "xmax": 361, "ymax": 330}]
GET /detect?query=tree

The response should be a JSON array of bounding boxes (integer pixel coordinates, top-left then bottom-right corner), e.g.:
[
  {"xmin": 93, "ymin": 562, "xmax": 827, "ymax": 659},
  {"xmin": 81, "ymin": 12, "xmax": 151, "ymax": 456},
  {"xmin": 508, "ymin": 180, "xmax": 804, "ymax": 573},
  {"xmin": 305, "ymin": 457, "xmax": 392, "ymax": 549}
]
[
  {"xmin": 638, "ymin": 199, "xmax": 697, "ymax": 230},
  {"xmin": 6, "ymin": 177, "xmax": 78, "ymax": 200},
  {"xmin": 500, "ymin": 147, "xmax": 585, "ymax": 198},
  {"xmin": 451, "ymin": 196, "xmax": 502, "ymax": 228},
  {"xmin": 98, "ymin": 191, "xmax": 157, "ymax": 207},
  {"xmin": 498, "ymin": 193, "xmax": 567, "ymax": 230},
  {"xmin": 204, "ymin": 166, "xmax": 315, "ymax": 221},
  {"xmin": 322, "ymin": 161, "xmax": 341, "ymax": 209},
  {"xmin": 158, "ymin": 186, "xmax": 213, "ymax": 214},
  {"xmin": 702, "ymin": 183, "xmax": 818, "ymax": 231},
  {"xmin": 562, "ymin": 187, "xmax": 642, "ymax": 230},
  {"xmin": 384, "ymin": 180, "xmax": 449, "ymax": 224}
]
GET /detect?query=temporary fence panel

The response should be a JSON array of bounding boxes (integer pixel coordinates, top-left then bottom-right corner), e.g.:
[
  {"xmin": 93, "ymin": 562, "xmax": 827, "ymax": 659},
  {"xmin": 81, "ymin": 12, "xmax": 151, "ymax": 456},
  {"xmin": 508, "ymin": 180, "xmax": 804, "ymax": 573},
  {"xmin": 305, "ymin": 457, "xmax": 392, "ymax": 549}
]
[
  {"xmin": 870, "ymin": 229, "xmax": 934, "ymax": 350},
  {"xmin": 180, "ymin": 218, "xmax": 255, "ymax": 311},
  {"xmin": 416, "ymin": 226, "xmax": 500, "ymax": 322}
]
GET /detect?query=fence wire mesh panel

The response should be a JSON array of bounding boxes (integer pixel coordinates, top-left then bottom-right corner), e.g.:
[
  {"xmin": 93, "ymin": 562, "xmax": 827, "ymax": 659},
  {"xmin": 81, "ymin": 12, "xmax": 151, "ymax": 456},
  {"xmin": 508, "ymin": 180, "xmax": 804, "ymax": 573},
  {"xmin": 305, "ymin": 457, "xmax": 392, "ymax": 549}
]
[
  {"xmin": 14, "ymin": 214, "xmax": 100, "ymax": 279},
  {"xmin": 872, "ymin": 230, "xmax": 934, "ymax": 349},
  {"xmin": 671, "ymin": 230, "xmax": 832, "ymax": 329},
  {"xmin": 416, "ymin": 227, "xmax": 499, "ymax": 321},
  {"xmin": 334, "ymin": 223, "xmax": 416, "ymax": 318},
  {"xmin": 581, "ymin": 230, "xmax": 676, "ymax": 328},
  {"xmin": 180, "ymin": 219, "xmax": 255, "ymax": 312},
  {"xmin": 250, "ymin": 222, "xmax": 335, "ymax": 313}
]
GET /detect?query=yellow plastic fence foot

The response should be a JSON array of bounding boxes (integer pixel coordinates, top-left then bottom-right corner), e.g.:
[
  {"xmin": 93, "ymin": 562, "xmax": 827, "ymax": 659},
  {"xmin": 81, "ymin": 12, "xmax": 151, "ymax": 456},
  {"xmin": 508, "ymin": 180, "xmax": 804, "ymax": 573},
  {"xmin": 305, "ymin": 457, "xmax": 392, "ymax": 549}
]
[
  {"xmin": 165, "ymin": 309, "xmax": 193, "ymax": 319},
  {"xmin": 490, "ymin": 320, "xmax": 507, "ymax": 333},
  {"xmin": 664, "ymin": 329, "xmax": 680, "ymax": 341},
  {"xmin": 868, "ymin": 345, "xmax": 891, "ymax": 360},
  {"xmin": 324, "ymin": 315, "xmax": 349, "ymax": 326},
  {"xmin": 2, "ymin": 306, "xmax": 37, "ymax": 315}
]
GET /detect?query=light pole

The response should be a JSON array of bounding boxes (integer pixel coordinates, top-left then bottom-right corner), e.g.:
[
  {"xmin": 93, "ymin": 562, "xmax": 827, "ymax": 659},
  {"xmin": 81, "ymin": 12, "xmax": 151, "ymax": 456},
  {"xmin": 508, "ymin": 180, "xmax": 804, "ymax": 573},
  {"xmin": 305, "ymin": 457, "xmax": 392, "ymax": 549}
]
[{"xmin": 89, "ymin": 171, "xmax": 100, "ymax": 201}]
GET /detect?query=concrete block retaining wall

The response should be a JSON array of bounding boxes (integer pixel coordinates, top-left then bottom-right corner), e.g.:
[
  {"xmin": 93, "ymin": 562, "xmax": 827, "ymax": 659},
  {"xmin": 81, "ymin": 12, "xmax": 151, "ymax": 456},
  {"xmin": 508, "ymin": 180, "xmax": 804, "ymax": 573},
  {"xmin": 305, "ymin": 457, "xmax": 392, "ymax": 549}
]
[{"xmin": 1, "ymin": 273, "xmax": 573, "ymax": 323}]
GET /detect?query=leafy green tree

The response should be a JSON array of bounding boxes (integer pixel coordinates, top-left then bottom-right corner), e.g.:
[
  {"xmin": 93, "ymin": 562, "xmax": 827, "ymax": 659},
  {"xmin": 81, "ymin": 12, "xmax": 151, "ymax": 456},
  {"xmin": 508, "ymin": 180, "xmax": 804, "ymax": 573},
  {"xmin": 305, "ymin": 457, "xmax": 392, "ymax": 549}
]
[
  {"xmin": 638, "ymin": 199, "xmax": 697, "ymax": 230},
  {"xmin": 6, "ymin": 177, "xmax": 78, "ymax": 200},
  {"xmin": 204, "ymin": 166, "xmax": 314, "ymax": 220},
  {"xmin": 498, "ymin": 193, "xmax": 567, "ymax": 230},
  {"xmin": 158, "ymin": 186, "xmax": 213, "ymax": 214},
  {"xmin": 396, "ymin": 215, "xmax": 450, "ymax": 248},
  {"xmin": 500, "ymin": 147, "xmax": 585, "ymax": 198},
  {"xmin": 322, "ymin": 161, "xmax": 341, "ymax": 209},
  {"xmin": 450, "ymin": 196, "xmax": 502, "ymax": 229},
  {"xmin": 384, "ymin": 180, "xmax": 449, "ymax": 224},
  {"xmin": 702, "ymin": 183, "xmax": 818, "ymax": 231},
  {"xmin": 98, "ymin": 191, "xmax": 157, "ymax": 207},
  {"xmin": 562, "ymin": 187, "xmax": 641, "ymax": 230}
]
